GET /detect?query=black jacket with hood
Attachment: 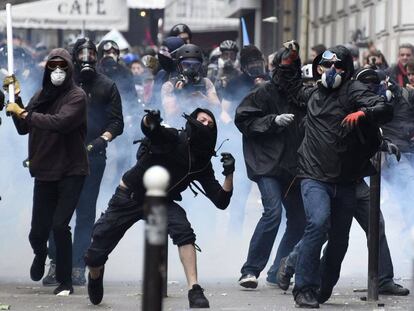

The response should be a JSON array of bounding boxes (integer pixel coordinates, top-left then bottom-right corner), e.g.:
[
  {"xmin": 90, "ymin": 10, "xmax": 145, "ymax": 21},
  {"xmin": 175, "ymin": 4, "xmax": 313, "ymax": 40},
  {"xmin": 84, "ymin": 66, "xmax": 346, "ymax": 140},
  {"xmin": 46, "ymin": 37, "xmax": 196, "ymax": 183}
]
[
  {"xmin": 12, "ymin": 48, "xmax": 89, "ymax": 181},
  {"xmin": 72, "ymin": 39, "xmax": 124, "ymax": 146},
  {"xmin": 122, "ymin": 108, "xmax": 232, "ymax": 209},
  {"xmin": 234, "ymin": 51, "xmax": 306, "ymax": 182},
  {"xmin": 296, "ymin": 45, "xmax": 393, "ymax": 183}
]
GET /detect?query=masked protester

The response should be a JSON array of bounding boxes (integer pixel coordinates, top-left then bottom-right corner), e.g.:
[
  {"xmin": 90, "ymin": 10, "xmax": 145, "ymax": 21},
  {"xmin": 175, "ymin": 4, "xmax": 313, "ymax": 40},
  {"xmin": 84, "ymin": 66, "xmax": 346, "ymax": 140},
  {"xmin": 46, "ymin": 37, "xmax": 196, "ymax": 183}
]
[
  {"xmin": 284, "ymin": 45, "xmax": 393, "ymax": 308},
  {"xmin": 97, "ymin": 40, "xmax": 139, "ymax": 183},
  {"xmin": 169, "ymin": 23, "xmax": 192, "ymax": 44},
  {"xmin": 234, "ymin": 41, "xmax": 307, "ymax": 290},
  {"xmin": 215, "ymin": 40, "xmax": 241, "ymax": 98},
  {"xmin": 275, "ymin": 67, "xmax": 409, "ymax": 297},
  {"xmin": 161, "ymin": 44, "xmax": 220, "ymax": 126},
  {"xmin": 5, "ymin": 48, "xmax": 88, "ymax": 295},
  {"xmin": 83, "ymin": 108, "xmax": 234, "ymax": 308},
  {"xmin": 41, "ymin": 38, "xmax": 124, "ymax": 287}
]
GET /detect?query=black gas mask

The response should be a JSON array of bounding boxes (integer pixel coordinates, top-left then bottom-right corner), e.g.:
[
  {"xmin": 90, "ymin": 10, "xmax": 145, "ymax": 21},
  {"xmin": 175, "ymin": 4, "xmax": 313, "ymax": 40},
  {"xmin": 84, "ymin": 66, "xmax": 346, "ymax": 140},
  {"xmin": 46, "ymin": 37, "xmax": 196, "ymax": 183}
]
[
  {"xmin": 178, "ymin": 58, "xmax": 203, "ymax": 84},
  {"xmin": 73, "ymin": 38, "xmax": 98, "ymax": 82}
]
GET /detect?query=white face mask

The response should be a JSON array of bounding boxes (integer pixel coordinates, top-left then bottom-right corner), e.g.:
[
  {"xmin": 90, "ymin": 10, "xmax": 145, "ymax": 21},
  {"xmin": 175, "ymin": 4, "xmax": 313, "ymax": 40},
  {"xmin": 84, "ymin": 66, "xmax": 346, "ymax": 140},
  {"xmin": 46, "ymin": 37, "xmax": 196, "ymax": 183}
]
[{"xmin": 50, "ymin": 68, "xmax": 66, "ymax": 86}]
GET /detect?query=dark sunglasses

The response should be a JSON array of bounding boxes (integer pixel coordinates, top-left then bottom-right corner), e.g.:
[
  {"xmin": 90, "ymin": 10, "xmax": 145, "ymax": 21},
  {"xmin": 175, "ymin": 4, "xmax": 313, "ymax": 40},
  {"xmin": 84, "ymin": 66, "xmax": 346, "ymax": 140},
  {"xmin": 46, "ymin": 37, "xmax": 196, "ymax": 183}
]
[{"xmin": 47, "ymin": 59, "xmax": 68, "ymax": 70}]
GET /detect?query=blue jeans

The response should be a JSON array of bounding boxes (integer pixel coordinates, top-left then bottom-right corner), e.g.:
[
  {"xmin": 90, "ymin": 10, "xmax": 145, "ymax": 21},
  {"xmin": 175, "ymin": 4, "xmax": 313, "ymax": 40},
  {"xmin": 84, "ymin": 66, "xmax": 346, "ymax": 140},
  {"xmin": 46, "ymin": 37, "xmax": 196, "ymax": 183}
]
[
  {"xmin": 240, "ymin": 176, "xmax": 305, "ymax": 278},
  {"xmin": 48, "ymin": 154, "xmax": 106, "ymax": 268},
  {"xmin": 294, "ymin": 179, "xmax": 356, "ymax": 292},
  {"xmin": 286, "ymin": 180, "xmax": 394, "ymax": 287}
]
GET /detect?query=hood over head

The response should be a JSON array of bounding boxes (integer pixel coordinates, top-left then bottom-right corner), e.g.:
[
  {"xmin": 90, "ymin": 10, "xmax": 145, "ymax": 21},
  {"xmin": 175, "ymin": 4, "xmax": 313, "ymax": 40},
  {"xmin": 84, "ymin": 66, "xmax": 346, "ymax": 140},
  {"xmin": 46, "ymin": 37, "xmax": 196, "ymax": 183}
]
[
  {"xmin": 43, "ymin": 48, "xmax": 74, "ymax": 89},
  {"xmin": 312, "ymin": 45, "xmax": 354, "ymax": 81}
]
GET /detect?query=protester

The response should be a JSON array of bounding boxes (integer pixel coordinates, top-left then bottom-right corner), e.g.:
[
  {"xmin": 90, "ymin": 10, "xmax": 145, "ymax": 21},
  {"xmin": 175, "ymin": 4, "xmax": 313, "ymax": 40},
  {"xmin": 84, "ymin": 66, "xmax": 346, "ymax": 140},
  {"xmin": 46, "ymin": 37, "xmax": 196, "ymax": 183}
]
[
  {"xmin": 84, "ymin": 108, "xmax": 234, "ymax": 308},
  {"xmin": 161, "ymin": 44, "xmax": 220, "ymax": 126},
  {"xmin": 287, "ymin": 44, "xmax": 393, "ymax": 308},
  {"xmin": 5, "ymin": 48, "xmax": 88, "ymax": 295},
  {"xmin": 235, "ymin": 42, "xmax": 306, "ymax": 289},
  {"xmin": 169, "ymin": 23, "xmax": 192, "ymax": 44},
  {"xmin": 42, "ymin": 38, "xmax": 124, "ymax": 287}
]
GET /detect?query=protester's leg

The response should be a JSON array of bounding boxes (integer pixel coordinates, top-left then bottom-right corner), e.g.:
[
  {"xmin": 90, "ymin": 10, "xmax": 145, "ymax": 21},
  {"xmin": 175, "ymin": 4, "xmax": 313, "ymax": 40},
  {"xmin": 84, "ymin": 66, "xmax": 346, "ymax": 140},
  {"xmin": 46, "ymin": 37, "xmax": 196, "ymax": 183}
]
[
  {"xmin": 72, "ymin": 155, "xmax": 106, "ymax": 272},
  {"xmin": 318, "ymin": 183, "xmax": 356, "ymax": 303},
  {"xmin": 240, "ymin": 176, "xmax": 283, "ymax": 279},
  {"xmin": 168, "ymin": 202, "xmax": 209, "ymax": 308},
  {"xmin": 293, "ymin": 179, "xmax": 332, "ymax": 304},
  {"xmin": 84, "ymin": 186, "xmax": 144, "ymax": 270},
  {"xmin": 29, "ymin": 180, "xmax": 58, "ymax": 281},
  {"xmin": 267, "ymin": 183, "xmax": 306, "ymax": 283},
  {"xmin": 52, "ymin": 175, "xmax": 85, "ymax": 287}
]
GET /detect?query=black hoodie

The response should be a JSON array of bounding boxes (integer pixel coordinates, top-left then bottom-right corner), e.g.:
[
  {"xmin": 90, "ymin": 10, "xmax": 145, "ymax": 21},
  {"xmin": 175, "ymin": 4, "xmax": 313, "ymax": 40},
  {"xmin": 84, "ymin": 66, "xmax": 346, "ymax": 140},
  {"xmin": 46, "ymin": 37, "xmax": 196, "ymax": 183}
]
[
  {"xmin": 296, "ymin": 45, "xmax": 393, "ymax": 182},
  {"xmin": 122, "ymin": 108, "xmax": 231, "ymax": 208},
  {"xmin": 12, "ymin": 48, "xmax": 89, "ymax": 181}
]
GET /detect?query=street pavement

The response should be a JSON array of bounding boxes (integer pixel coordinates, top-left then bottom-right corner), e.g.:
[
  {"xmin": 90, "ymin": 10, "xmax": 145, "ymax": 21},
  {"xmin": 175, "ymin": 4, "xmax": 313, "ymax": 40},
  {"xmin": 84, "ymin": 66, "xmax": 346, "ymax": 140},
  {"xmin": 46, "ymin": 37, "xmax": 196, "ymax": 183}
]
[{"xmin": 0, "ymin": 277, "xmax": 412, "ymax": 310}]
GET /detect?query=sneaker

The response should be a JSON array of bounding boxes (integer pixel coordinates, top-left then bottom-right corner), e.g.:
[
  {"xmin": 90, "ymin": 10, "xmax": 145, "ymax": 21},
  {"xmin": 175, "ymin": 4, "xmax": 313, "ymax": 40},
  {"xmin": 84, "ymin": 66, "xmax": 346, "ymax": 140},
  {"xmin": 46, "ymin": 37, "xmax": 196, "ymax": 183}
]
[
  {"xmin": 30, "ymin": 254, "xmax": 47, "ymax": 281},
  {"xmin": 87, "ymin": 266, "xmax": 105, "ymax": 305},
  {"xmin": 188, "ymin": 284, "xmax": 210, "ymax": 308},
  {"xmin": 294, "ymin": 289, "xmax": 319, "ymax": 308},
  {"xmin": 72, "ymin": 267, "xmax": 86, "ymax": 286},
  {"xmin": 42, "ymin": 263, "xmax": 59, "ymax": 287},
  {"xmin": 53, "ymin": 283, "xmax": 74, "ymax": 295},
  {"xmin": 276, "ymin": 257, "xmax": 293, "ymax": 291},
  {"xmin": 238, "ymin": 274, "xmax": 258, "ymax": 289},
  {"xmin": 265, "ymin": 276, "xmax": 279, "ymax": 287},
  {"xmin": 379, "ymin": 281, "xmax": 410, "ymax": 296}
]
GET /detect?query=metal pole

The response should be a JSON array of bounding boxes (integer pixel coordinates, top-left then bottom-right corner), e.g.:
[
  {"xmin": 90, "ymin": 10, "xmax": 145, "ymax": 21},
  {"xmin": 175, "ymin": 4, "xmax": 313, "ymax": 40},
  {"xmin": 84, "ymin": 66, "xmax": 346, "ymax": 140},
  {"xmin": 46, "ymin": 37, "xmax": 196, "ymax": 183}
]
[
  {"xmin": 142, "ymin": 166, "xmax": 170, "ymax": 311},
  {"xmin": 163, "ymin": 232, "xmax": 168, "ymax": 298},
  {"xmin": 368, "ymin": 151, "xmax": 381, "ymax": 301}
]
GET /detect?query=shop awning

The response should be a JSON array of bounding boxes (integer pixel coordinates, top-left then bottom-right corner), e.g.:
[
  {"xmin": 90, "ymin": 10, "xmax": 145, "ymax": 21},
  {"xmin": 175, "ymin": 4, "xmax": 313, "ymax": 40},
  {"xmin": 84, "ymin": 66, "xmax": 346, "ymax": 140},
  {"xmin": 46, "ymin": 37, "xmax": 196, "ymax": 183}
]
[
  {"xmin": 0, "ymin": 0, "xmax": 129, "ymax": 31},
  {"xmin": 127, "ymin": 0, "xmax": 165, "ymax": 9}
]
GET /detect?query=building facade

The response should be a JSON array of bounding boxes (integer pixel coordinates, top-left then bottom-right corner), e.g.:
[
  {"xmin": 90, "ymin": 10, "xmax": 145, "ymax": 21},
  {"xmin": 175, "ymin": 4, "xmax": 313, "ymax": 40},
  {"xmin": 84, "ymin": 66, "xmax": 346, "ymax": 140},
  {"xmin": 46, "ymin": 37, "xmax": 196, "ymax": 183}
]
[{"xmin": 302, "ymin": 0, "xmax": 414, "ymax": 65}]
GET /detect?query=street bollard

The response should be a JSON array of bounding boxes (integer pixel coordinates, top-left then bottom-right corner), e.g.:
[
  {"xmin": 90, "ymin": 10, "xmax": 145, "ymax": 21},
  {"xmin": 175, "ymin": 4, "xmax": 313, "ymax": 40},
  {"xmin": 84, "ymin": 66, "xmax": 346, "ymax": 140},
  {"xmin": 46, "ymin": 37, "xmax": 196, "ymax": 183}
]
[
  {"xmin": 368, "ymin": 151, "xmax": 381, "ymax": 301},
  {"xmin": 142, "ymin": 166, "xmax": 170, "ymax": 311}
]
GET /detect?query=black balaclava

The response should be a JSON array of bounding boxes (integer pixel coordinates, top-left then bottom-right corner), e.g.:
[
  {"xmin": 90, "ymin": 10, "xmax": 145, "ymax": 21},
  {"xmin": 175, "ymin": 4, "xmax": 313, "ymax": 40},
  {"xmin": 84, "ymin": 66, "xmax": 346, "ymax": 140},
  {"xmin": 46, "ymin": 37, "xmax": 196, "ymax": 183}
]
[{"xmin": 183, "ymin": 108, "xmax": 217, "ymax": 160}]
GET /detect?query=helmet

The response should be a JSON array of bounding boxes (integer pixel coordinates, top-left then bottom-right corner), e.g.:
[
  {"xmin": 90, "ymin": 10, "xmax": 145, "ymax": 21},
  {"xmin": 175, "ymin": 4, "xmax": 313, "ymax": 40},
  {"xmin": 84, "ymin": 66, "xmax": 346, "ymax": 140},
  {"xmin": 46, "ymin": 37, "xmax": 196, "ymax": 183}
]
[
  {"xmin": 169, "ymin": 23, "xmax": 192, "ymax": 41},
  {"xmin": 219, "ymin": 40, "xmax": 238, "ymax": 53},
  {"xmin": 97, "ymin": 40, "xmax": 120, "ymax": 61},
  {"xmin": 176, "ymin": 44, "xmax": 203, "ymax": 62}
]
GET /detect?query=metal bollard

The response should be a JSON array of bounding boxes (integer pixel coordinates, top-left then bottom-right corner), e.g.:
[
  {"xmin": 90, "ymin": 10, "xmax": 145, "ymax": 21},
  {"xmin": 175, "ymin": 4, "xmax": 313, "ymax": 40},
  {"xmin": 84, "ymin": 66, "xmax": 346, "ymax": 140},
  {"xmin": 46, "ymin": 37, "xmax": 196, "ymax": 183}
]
[
  {"xmin": 368, "ymin": 151, "xmax": 381, "ymax": 301},
  {"xmin": 142, "ymin": 166, "xmax": 170, "ymax": 311}
]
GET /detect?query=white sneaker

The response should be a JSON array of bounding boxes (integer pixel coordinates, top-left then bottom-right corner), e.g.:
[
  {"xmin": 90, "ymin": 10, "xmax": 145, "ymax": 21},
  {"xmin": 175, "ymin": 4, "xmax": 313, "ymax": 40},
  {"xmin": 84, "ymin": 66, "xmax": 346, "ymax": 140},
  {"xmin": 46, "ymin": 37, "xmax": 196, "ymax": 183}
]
[{"xmin": 238, "ymin": 274, "xmax": 258, "ymax": 289}]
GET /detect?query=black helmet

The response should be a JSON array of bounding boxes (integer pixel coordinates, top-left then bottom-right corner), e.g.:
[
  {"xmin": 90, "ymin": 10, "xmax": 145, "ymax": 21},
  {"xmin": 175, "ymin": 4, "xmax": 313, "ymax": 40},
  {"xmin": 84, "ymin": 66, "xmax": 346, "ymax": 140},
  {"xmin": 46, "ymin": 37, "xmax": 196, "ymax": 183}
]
[
  {"xmin": 97, "ymin": 40, "xmax": 120, "ymax": 60},
  {"xmin": 219, "ymin": 40, "xmax": 238, "ymax": 53},
  {"xmin": 176, "ymin": 44, "xmax": 203, "ymax": 62},
  {"xmin": 354, "ymin": 68, "xmax": 380, "ymax": 84},
  {"xmin": 169, "ymin": 23, "xmax": 192, "ymax": 40}
]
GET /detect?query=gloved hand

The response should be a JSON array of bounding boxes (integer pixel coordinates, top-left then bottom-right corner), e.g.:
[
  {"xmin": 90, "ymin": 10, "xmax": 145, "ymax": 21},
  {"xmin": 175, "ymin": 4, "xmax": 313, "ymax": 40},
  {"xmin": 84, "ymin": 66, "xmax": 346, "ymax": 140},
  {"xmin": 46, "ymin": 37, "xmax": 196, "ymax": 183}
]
[
  {"xmin": 274, "ymin": 114, "xmax": 295, "ymax": 127},
  {"xmin": 6, "ymin": 102, "xmax": 26, "ymax": 117},
  {"xmin": 221, "ymin": 152, "xmax": 235, "ymax": 176},
  {"xmin": 381, "ymin": 140, "xmax": 401, "ymax": 161},
  {"xmin": 87, "ymin": 137, "xmax": 108, "ymax": 153},
  {"xmin": 144, "ymin": 109, "xmax": 162, "ymax": 130},
  {"xmin": 281, "ymin": 40, "xmax": 300, "ymax": 65},
  {"xmin": 3, "ymin": 74, "xmax": 21, "ymax": 95},
  {"xmin": 341, "ymin": 111, "xmax": 365, "ymax": 129}
]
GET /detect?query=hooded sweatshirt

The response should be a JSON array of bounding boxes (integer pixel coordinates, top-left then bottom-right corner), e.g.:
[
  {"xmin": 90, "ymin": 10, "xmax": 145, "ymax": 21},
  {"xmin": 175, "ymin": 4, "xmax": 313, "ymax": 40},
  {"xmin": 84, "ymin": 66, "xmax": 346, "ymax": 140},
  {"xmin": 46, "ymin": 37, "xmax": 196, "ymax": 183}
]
[{"xmin": 12, "ymin": 48, "xmax": 89, "ymax": 181}]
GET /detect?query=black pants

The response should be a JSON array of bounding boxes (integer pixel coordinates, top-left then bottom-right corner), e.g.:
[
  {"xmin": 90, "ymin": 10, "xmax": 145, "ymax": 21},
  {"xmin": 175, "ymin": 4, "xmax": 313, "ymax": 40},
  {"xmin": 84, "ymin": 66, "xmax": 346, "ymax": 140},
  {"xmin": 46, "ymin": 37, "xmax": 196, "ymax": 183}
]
[
  {"xmin": 29, "ymin": 175, "xmax": 85, "ymax": 284},
  {"xmin": 48, "ymin": 154, "xmax": 106, "ymax": 269},
  {"xmin": 84, "ymin": 186, "xmax": 196, "ymax": 267}
]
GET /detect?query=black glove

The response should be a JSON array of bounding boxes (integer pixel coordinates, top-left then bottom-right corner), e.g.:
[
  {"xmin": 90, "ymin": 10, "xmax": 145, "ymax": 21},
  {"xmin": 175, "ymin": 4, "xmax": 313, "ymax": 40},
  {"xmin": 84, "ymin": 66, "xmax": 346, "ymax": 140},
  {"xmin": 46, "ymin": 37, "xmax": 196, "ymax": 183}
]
[
  {"xmin": 144, "ymin": 109, "xmax": 162, "ymax": 130},
  {"xmin": 381, "ymin": 140, "xmax": 401, "ymax": 161},
  {"xmin": 221, "ymin": 152, "xmax": 235, "ymax": 176},
  {"xmin": 87, "ymin": 137, "xmax": 108, "ymax": 153}
]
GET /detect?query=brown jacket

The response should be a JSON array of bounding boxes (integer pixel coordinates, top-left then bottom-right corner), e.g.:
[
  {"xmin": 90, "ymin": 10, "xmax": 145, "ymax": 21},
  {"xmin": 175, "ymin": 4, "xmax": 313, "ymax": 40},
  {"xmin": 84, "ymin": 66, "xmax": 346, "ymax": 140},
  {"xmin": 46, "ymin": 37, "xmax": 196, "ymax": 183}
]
[{"xmin": 13, "ymin": 48, "xmax": 89, "ymax": 181}]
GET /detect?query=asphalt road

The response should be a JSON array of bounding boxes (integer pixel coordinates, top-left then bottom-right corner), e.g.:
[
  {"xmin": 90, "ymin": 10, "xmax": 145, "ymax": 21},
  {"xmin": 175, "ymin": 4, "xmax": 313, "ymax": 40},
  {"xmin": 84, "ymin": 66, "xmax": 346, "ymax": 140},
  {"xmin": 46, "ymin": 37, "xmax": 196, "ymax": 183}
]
[{"xmin": 0, "ymin": 278, "xmax": 412, "ymax": 310}]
